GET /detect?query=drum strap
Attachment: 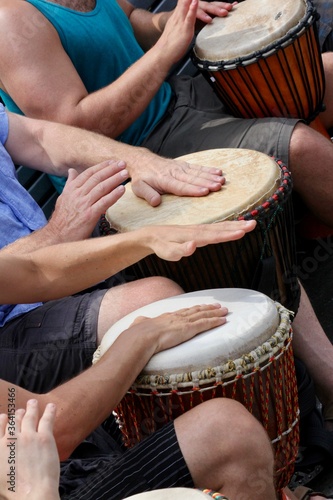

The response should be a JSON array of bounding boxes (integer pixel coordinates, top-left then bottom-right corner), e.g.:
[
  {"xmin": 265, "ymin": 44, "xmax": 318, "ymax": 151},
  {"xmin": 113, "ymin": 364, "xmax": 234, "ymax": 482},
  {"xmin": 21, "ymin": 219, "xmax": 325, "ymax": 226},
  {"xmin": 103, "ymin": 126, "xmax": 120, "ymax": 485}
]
[{"xmin": 251, "ymin": 255, "xmax": 276, "ymax": 297}]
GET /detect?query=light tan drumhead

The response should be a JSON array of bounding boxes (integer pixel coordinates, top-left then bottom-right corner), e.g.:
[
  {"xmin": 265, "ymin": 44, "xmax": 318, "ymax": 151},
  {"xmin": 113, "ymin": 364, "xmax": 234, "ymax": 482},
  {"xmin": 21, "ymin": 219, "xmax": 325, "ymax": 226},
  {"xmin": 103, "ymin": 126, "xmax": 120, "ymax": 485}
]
[
  {"xmin": 193, "ymin": 0, "xmax": 307, "ymax": 62},
  {"xmin": 126, "ymin": 489, "xmax": 224, "ymax": 499},
  {"xmin": 106, "ymin": 149, "xmax": 281, "ymax": 231},
  {"xmin": 94, "ymin": 288, "xmax": 282, "ymax": 376}
]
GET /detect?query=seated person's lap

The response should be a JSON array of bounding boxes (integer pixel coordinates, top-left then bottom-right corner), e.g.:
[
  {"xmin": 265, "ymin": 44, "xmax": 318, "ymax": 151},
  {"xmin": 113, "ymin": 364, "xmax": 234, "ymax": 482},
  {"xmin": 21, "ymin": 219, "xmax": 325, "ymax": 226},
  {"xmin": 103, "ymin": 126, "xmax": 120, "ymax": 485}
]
[
  {"xmin": 143, "ymin": 74, "xmax": 300, "ymax": 167},
  {"xmin": 0, "ymin": 289, "xmax": 106, "ymax": 393},
  {"xmin": 60, "ymin": 421, "xmax": 193, "ymax": 500}
]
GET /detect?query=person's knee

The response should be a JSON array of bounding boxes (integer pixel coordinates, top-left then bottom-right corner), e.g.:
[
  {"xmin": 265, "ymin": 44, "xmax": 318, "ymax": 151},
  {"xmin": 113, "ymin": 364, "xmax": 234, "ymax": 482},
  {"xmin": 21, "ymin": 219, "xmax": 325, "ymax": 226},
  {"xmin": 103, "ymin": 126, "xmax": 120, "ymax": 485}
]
[
  {"xmin": 140, "ymin": 276, "xmax": 183, "ymax": 298},
  {"xmin": 175, "ymin": 399, "xmax": 275, "ymax": 496},
  {"xmin": 191, "ymin": 399, "xmax": 274, "ymax": 467}
]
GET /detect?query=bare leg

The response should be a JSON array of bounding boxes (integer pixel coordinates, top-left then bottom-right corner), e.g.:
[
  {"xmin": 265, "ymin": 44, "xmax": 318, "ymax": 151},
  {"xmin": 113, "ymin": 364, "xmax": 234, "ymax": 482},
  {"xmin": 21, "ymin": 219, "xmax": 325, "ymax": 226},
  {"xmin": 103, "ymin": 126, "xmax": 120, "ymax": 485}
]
[
  {"xmin": 97, "ymin": 276, "xmax": 183, "ymax": 342},
  {"xmin": 175, "ymin": 399, "xmax": 277, "ymax": 500},
  {"xmin": 289, "ymin": 123, "xmax": 333, "ymax": 227},
  {"xmin": 292, "ymin": 283, "xmax": 333, "ymax": 424}
]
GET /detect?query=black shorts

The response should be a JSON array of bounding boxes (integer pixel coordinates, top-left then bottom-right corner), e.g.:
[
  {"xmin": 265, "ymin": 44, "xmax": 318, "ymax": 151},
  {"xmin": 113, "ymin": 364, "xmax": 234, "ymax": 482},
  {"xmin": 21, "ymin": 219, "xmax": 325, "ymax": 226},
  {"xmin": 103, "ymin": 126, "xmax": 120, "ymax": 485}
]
[
  {"xmin": 143, "ymin": 73, "xmax": 300, "ymax": 167},
  {"xmin": 0, "ymin": 289, "xmax": 106, "ymax": 393},
  {"xmin": 60, "ymin": 421, "xmax": 194, "ymax": 499}
]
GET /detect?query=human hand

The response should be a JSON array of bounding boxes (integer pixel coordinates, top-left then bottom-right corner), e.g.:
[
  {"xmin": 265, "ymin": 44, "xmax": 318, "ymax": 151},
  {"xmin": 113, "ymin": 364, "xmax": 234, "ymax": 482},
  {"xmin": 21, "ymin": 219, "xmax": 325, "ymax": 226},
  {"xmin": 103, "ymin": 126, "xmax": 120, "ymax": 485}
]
[
  {"xmin": 49, "ymin": 160, "xmax": 130, "ymax": 242},
  {"xmin": 130, "ymin": 156, "xmax": 225, "ymax": 207},
  {"xmin": 131, "ymin": 303, "xmax": 228, "ymax": 354},
  {"xmin": 0, "ymin": 400, "xmax": 60, "ymax": 500},
  {"xmin": 141, "ymin": 219, "xmax": 257, "ymax": 259},
  {"xmin": 196, "ymin": 1, "xmax": 237, "ymax": 24},
  {"xmin": 156, "ymin": 0, "xmax": 199, "ymax": 64}
]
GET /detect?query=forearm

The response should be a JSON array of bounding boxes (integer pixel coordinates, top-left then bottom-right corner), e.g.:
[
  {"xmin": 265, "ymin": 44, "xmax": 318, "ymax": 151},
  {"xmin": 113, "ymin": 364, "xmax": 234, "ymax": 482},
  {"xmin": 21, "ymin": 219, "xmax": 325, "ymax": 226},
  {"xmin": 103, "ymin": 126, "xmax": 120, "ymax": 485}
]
[
  {"xmin": 129, "ymin": 8, "xmax": 172, "ymax": 50},
  {"xmin": 48, "ymin": 331, "xmax": 156, "ymax": 460},
  {"xmin": 0, "ymin": 327, "xmax": 156, "ymax": 460},
  {"xmin": 0, "ymin": 231, "xmax": 152, "ymax": 303},
  {"xmin": 71, "ymin": 44, "xmax": 174, "ymax": 139},
  {"xmin": 6, "ymin": 111, "xmax": 170, "ymax": 178}
]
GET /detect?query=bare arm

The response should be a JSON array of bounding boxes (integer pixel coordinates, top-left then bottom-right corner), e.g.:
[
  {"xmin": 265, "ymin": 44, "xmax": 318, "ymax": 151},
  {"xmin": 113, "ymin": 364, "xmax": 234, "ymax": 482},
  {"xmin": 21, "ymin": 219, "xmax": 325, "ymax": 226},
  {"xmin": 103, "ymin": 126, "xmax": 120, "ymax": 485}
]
[
  {"xmin": 0, "ymin": 0, "xmax": 197, "ymax": 139},
  {"xmin": 0, "ymin": 0, "xmax": 235, "ymax": 137},
  {"xmin": 0, "ymin": 220, "xmax": 256, "ymax": 302},
  {"xmin": 6, "ymin": 109, "xmax": 225, "ymax": 207},
  {"xmin": 0, "ymin": 303, "xmax": 228, "ymax": 460},
  {"xmin": 122, "ymin": 0, "xmax": 237, "ymax": 50}
]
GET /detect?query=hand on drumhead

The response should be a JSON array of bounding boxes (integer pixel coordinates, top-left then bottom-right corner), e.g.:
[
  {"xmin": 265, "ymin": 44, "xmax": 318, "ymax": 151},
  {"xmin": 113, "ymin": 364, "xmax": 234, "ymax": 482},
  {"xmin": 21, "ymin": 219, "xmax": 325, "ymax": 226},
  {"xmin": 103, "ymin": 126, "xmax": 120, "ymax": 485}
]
[
  {"xmin": 129, "ymin": 304, "xmax": 229, "ymax": 354},
  {"xmin": 130, "ymin": 158, "xmax": 225, "ymax": 207},
  {"xmin": 0, "ymin": 400, "xmax": 60, "ymax": 500},
  {"xmin": 142, "ymin": 219, "xmax": 256, "ymax": 261},
  {"xmin": 196, "ymin": 1, "xmax": 237, "ymax": 24},
  {"xmin": 49, "ymin": 160, "xmax": 129, "ymax": 241}
]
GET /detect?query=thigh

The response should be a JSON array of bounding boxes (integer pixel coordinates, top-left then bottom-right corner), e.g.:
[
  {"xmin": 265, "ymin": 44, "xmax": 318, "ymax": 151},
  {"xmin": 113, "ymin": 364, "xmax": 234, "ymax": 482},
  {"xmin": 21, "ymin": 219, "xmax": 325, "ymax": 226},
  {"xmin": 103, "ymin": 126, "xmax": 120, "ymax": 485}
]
[
  {"xmin": 60, "ymin": 422, "xmax": 193, "ymax": 500},
  {"xmin": 0, "ymin": 289, "xmax": 106, "ymax": 392},
  {"xmin": 144, "ymin": 74, "xmax": 299, "ymax": 167}
]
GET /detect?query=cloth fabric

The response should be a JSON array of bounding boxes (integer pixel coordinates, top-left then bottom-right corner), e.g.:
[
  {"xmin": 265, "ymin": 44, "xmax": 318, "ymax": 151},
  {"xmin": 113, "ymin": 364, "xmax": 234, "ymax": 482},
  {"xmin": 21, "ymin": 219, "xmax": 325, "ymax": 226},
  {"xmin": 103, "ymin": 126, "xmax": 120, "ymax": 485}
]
[
  {"xmin": 60, "ymin": 421, "xmax": 193, "ymax": 500},
  {"xmin": 143, "ymin": 74, "xmax": 298, "ymax": 167},
  {"xmin": 0, "ymin": 289, "xmax": 106, "ymax": 391},
  {"xmin": 0, "ymin": 104, "xmax": 46, "ymax": 325},
  {"xmin": 314, "ymin": 0, "xmax": 333, "ymax": 51}
]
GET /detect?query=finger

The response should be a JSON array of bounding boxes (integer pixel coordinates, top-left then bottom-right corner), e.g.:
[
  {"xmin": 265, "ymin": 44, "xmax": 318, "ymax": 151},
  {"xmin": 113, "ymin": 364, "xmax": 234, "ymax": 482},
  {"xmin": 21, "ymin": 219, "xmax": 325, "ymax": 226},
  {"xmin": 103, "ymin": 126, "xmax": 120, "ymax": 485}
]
[
  {"xmin": 132, "ymin": 181, "xmax": 162, "ymax": 207},
  {"xmin": 0, "ymin": 413, "xmax": 8, "ymax": 438},
  {"xmin": 84, "ymin": 167, "xmax": 129, "ymax": 203},
  {"xmin": 20, "ymin": 399, "xmax": 39, "ymax": 433},
  {"xmin": 197, "ymin": 0, "xmax": 234, "ymax": 22},
  {"xmin": 196, "ymin": 219, "xmax": 256, "ymax": 239},
  {"xmin": 155, "ymin": 239, "xmax": 197, "ymax": 261},
  {"xmin": 173, "ymin": 220, "xmax": 256, "ymax": 246},
  {"xmin": 67, "ymin": 168, "xmax": 79, "ymax": 184},
  {"xmin": 68, "ymin": 160, "xmax": 128, "ymax": 194},
  {"xmin": 168, "ymin": 303, "xmax": 228, "ymax": 318},
  {"xmin": 91, "ymin": 184, "xmax": 126, "ymax": 215},
  {"xmin": 37, "ymin": 403, "xmax": 57, "ymax": 435},
  {"xmin": 86, "ymin": 173, "xmax": 129, "ymax": 209},
  {"xmin": 176, "ymin": 0, "xmax": 197, "ymax": 18},
  {"xmin": 14, "ymin": 408, "xmax": 26, "ymax": 434},
  {"xmin": 130, "ymin": 315, "xmax": 150, "ymax": 326},
  {"xmin": 168, "ymin": 304, "xmax": 229, "ymax": 331},
  {"xmin": 169, "ymin": 164, "xmax": 225, "ymax": 191}
]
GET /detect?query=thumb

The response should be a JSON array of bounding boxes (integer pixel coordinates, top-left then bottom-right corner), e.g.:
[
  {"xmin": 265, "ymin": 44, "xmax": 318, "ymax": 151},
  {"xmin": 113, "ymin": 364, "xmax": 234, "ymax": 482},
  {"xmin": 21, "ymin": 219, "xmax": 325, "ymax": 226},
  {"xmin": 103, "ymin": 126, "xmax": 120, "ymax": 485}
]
[{"xmin": 132, "ymin": 181, "xmax": 162, "ymax": 207}]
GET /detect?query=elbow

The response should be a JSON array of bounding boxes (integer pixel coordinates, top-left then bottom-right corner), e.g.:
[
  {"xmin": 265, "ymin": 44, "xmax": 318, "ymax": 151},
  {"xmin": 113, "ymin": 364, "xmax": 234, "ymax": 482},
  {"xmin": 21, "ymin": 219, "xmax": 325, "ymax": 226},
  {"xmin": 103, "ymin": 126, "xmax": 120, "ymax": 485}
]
[{"xmin": 54, "ymin": 426, "xmax": 83, "ymax": 461}]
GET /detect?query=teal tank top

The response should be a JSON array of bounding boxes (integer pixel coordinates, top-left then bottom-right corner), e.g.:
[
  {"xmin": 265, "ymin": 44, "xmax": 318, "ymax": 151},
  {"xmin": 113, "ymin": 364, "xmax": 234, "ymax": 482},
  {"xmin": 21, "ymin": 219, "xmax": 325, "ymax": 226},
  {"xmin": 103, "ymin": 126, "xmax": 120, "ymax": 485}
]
[{"xmin": 0, "ymin": 0, "xmax": 172, "ymax": 192}]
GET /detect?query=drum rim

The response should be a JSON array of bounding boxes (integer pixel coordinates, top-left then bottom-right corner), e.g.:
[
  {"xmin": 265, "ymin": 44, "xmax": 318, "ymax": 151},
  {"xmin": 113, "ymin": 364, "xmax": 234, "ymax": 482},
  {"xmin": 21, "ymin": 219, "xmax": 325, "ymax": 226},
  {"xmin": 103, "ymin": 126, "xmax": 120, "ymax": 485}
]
[
  {"xmin": 129, "ymin": 303, "xmax": 293, "ymax": 392},
  {"xmin": 192, "ymin": 0, "xmax": 319, "ymax": 70},
  {"xmin": 237, "ymin": 158, "xmax": 292, "ymax": 221}
]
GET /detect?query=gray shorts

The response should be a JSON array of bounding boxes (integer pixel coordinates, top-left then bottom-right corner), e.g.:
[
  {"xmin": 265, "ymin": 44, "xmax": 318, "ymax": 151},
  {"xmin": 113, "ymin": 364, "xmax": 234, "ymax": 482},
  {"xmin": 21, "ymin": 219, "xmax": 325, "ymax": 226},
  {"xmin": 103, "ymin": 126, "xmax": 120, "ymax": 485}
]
[
  {"xmin": 143, "ymin": 74, "xmax": 299, "ymax": 167},
  {"xmin": 0, "ymin": 289, "xmax": 106, "ymax": 393}
]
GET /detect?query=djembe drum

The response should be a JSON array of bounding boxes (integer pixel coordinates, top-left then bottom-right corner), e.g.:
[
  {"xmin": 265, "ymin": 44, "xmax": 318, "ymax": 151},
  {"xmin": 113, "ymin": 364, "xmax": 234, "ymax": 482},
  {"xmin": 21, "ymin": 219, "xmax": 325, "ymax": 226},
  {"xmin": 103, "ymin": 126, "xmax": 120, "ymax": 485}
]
[
  {"xmin": 126, "ymin": 489, "xmax": 229, "ymax": 499},
  {"xmin": 192, "ymin": 0, "xmax": 327, "ymax": 134},
  {"xmin": 93, "ymin": 288, "xmax": 299, "ymax": 492},
  {"xmin": 101, "ymin": 148, "xmax": 299, "ymax": 313}
]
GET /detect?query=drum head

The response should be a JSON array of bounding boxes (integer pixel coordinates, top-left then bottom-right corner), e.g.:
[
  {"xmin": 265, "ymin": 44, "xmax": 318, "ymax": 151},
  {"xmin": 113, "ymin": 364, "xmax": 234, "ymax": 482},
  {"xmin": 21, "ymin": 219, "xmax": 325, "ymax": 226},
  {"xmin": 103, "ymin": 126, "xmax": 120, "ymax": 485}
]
[
  {"xmin": 126, "ymin": 489, "xmax": 225, "ymax": 499},
  {"xmin": 106, "ymin": 149, "xmax": 281, "ymax": 231},
  {"xmin": 193, "ymin": 0, "xmax": 307, "ymax": 62},
  {"xmin": 96, "ymin": 288, "xmax": 281, "ymax": 375}
]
